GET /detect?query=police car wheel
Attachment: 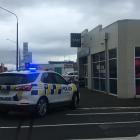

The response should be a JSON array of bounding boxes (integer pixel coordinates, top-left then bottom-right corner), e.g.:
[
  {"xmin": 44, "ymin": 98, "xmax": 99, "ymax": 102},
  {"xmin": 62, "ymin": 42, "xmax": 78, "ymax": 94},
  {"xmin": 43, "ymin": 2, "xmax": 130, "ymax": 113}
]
[
  {"xmin": 71, "ymin": 93, "xmax": 79, "ymax": 109},
  {"xmin": 36, "ymin": 98, "xmax": 48, "ymax": 117}
]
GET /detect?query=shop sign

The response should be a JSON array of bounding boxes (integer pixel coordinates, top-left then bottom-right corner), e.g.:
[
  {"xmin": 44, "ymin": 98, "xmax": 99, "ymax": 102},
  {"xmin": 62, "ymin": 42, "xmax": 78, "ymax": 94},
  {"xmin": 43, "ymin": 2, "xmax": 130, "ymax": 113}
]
[{"xmin": 70, "ymin": 33, "xmax": 81, "ymax": 47}]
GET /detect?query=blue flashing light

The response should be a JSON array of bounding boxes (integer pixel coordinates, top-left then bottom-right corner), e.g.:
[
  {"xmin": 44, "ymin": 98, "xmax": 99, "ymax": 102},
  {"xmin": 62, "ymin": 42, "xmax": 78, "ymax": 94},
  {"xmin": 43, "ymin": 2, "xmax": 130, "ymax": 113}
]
[
  {"xmin": 26, "ymin": 63, "xmax": 38, "ymax": 72},
  {"xmin": 29, "ymin": 67, "xmax": 37, "ymax": 72}
]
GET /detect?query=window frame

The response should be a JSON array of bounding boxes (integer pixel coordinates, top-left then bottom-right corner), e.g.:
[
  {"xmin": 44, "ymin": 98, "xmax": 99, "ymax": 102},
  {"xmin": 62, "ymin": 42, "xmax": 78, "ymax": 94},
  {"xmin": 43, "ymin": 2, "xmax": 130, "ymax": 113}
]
[
  {"xmin": 41, "ymin": 72, "xmax": 56, "ymax": 84},
  {"xmin": 54, "ymin": 73, "xmax": 68, "ymax": 85}
]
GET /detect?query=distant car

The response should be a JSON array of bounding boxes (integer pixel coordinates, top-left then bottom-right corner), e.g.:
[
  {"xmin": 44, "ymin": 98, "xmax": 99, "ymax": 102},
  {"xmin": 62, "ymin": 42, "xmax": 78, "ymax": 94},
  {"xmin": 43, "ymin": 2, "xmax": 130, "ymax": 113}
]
[
  {"xmin": 63, "ymin": 71, "xmax": 78, "ymax": 83},
  {"xmin": 0, "ymin": 69, "xmax": 80, "ymax": 117}
]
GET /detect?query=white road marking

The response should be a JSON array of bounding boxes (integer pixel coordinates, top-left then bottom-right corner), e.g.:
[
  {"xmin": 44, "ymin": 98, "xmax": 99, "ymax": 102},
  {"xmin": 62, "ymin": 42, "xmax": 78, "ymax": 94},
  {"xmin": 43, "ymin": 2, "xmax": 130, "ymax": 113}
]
[
  {"xmin": 78, "ymin": 106, "xmax": 140, "ymax": 110},
  {"xmin": 0, "ymin": 126, "xmax": 17, "ymax": 129},
  {"xmin": 68, "ymin": 134, "xmax": 140, "ymax": 140},
  {"xmin": 66, "ymin": 111, "xmax": 140, "ymax": 116},
  {"xmin": 1, "ymin": 120, "xmax": 140, "ymax": 129},
  {"xmin": 68, "ymin": 136, "xmax": 136, "ymax": 140}
]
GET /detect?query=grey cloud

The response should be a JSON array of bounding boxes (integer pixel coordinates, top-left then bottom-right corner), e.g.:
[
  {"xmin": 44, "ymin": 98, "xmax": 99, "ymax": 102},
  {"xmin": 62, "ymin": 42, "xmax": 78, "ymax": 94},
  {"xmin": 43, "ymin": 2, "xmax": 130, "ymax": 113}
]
[
  {"xmin": 0, "ymin": 0, "xmax": 45, "ymax": 9},
  {"xmin": 0, "ymin": 0, "xmax": 137, "ymax": 15},
  {"xmin": 0, "ymin": 0, "xmax": 139, "ymax": 12},
  {"xmin": 0, "ymin": 50, "xmax": 16, "ymax": 64},
  {"xmin": 0, "ymin": 0, "xmax": 140, "ymax": 65},
  {"xmin": 32, "ymin": 46, "xmax": 76, "ymax": 56},
  {"xmin": 24, "ymin": 32, "xmax": 69, "ymax": 45}
]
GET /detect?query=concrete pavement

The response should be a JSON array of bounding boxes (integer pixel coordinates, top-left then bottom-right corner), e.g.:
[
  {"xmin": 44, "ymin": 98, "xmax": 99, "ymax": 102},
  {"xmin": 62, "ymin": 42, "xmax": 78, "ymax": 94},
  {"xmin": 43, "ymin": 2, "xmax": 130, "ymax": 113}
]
[{"xmin": 79, "ymin": 88, "xmax": 140, "ymax": 107}]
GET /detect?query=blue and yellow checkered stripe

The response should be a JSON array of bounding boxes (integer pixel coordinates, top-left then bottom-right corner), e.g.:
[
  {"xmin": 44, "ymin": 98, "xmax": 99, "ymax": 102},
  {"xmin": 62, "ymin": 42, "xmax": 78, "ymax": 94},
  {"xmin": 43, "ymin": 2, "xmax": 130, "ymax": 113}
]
[
  {"xmin": 31, "ymin": 84, "xmax": 62, "ymax": 96},
  {"xmin": 0, "ymin": 85, "xmax": 23, "ymax": 100},
  {"xmin": 0, "ymin": 84, "xmax": 74, "ymax": 96},
  {"xmin": 0, "ymin": 85, "xmax": 17, "ymax": 90}
]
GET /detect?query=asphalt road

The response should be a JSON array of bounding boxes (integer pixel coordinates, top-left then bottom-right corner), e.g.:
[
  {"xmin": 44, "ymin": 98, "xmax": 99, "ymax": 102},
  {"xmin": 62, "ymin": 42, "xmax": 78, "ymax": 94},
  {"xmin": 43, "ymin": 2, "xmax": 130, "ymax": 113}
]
[{"xmin": 1, "ymin": 89, "xmax": 140, "ymax": 140}]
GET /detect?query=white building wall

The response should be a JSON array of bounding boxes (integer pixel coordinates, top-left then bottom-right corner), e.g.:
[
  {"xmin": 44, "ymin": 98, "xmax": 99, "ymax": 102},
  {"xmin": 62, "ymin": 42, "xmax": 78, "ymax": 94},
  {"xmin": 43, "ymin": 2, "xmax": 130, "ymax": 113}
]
[
  {"xmin": 118, "ymin": 20, "xmax": 140, "ymax": 98},
  {"xmin": 84, "ymin": 22, "xmax": 119, "ymax": 91},
  {"xmin": 78, "ymin": 19, "xmax": 140, "ymax": 98}
]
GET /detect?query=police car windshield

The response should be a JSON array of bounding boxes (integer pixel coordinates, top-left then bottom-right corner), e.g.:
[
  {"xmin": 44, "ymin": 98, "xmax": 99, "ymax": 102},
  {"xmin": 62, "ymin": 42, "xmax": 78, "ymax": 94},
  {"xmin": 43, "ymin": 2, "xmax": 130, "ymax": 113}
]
[{"xmin": 0, "ymin": 73, "xmax": 39, "ymax": 85}]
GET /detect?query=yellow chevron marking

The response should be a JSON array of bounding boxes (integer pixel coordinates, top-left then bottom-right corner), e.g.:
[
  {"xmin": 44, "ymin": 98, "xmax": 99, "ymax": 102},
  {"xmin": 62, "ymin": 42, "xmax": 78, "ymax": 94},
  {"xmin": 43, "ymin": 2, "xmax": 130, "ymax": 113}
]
[
  {"xmin": 47, "ymin": 84, "xmax": 51, "ymax": 95},
  {"xmin": 72, "ymin": 84, "xmax": 77, "ymax": 93},
  {"xmin": 17, "ymin": 91, "xmax": 23, "ymax": 100},
  {"xmin": 38, "ymin": 90, "xmax": 44, "ymax": 95}
]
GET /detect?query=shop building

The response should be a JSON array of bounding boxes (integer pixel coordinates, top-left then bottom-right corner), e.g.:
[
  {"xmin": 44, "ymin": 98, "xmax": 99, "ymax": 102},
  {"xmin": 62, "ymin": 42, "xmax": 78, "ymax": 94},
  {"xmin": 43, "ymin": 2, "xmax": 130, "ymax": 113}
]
[{"xmin": 77, "ymin": 19, "xmax": 140, "ymax": 98}]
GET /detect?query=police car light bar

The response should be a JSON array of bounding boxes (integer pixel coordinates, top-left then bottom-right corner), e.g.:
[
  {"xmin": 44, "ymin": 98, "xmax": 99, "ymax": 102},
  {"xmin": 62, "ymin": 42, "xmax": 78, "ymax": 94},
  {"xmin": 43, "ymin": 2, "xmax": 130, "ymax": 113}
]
[
  {"xmin": 27, "ymin": 64, "xmax": 38, "ymax": 72},
  {"xmin": 29, "ymin": 67, "xmax": 37, "ymax": 72}
]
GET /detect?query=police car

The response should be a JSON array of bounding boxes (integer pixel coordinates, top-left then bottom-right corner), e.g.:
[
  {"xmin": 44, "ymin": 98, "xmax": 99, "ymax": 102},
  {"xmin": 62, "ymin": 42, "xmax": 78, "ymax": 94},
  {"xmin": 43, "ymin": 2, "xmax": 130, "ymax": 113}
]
[{"xmin": 0, "ymin": 68, "xmax": 80, "ymax": 117}]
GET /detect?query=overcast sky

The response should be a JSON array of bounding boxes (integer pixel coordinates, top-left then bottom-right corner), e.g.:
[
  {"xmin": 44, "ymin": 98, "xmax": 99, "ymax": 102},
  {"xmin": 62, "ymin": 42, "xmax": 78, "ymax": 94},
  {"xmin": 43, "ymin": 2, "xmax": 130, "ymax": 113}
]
[{"xmin": 0, "ymin": 0, "xmax": 139, "ymax": 69}]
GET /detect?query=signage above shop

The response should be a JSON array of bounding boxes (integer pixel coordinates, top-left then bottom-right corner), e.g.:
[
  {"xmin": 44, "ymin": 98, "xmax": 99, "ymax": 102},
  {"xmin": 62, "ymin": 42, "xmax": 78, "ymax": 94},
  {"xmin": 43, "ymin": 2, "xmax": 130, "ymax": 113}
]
[{"xmin": 70, "ymin": 33, "xmax": 81, "ymax": 47}]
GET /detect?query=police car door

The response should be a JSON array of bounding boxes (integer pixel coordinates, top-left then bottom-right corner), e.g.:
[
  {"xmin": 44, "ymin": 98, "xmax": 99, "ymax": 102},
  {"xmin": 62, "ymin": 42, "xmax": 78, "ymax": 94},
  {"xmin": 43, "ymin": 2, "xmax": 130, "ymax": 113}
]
[
  {"xmin": 41, "ymin": 72, "xmax": 57, "ymax": 103},
  {"xmin": 54, "ymin": 73, "xmax": 72, "ymax": 102}
]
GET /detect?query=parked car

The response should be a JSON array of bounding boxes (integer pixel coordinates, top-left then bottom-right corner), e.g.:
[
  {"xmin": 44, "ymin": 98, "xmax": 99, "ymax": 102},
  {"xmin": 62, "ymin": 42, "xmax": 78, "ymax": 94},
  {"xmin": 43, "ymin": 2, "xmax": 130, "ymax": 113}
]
[{"xmin": 63, "ymin": 71, "xmax": 78, "ymax": 83}]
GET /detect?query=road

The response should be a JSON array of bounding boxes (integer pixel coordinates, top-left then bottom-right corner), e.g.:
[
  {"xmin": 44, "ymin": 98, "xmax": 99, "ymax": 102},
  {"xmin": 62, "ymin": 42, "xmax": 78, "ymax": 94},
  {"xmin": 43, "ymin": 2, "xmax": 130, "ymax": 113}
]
[{"xmin": 1, "ymin": 89, "xmax": 140, "ymax": 140}]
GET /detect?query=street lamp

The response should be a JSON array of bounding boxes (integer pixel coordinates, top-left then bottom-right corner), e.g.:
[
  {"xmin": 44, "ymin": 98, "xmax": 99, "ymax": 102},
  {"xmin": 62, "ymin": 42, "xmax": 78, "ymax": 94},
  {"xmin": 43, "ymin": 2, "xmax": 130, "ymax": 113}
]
[{"xmin": 0, "ymin": 6, "xmax": 19, "ymax": 71}]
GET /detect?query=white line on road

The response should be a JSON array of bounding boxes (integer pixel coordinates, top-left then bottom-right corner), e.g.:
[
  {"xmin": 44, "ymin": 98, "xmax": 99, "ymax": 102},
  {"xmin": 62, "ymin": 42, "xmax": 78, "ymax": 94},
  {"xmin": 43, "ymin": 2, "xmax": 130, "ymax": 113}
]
[
  {"xmin": 68, "ymin": 137, "xmax": 136, "ymax": 140},
  {"xmin": 1, "ymin": 120, "xmax": 140, "ymax": 129},
  {"xmin": 66, "ymin": 111, "xmax": 140, "ymax": 116},
  {"xmin": 78, "ymin": 106, "xmax": 140, "ymax": 110}
]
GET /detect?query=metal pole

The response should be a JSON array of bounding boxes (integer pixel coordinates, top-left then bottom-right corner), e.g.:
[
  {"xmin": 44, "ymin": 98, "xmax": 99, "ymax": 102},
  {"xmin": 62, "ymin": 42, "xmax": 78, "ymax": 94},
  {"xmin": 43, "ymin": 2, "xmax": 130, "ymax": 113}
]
[
  {"xmin": 19, "ymin": 45, "xmax": 21, "ymax": 69},
  {"xmin": 0, "ymin": 6, "xmax": 19, "ymax": 70},
  {"xmin": 105, "ymin": 33, "xmax": 109, "ymax": 94},
  {"xmin": 16, "ymin": 21, "xmax": 18, "ymax": 71}
]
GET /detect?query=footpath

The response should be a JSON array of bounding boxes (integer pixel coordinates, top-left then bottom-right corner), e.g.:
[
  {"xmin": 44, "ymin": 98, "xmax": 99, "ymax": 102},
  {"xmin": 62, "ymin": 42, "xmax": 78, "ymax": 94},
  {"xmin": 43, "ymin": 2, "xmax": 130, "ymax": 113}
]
[{"xmin": 80, "ymin": 88, "xmax": 140, "ymax": 107}]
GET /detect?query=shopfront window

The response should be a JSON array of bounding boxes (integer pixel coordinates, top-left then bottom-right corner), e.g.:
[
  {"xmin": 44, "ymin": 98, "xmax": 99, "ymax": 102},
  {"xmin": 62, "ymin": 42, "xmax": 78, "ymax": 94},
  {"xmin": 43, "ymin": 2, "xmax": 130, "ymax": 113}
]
[
  {"xmin": 92, "ymin": 53, "xmax": 99, "ymax": 62},
  {"xmin": 100, "ymin": 79, "xmax": 106, "ymax": 91},
  {"xmin": 92, "ymin": 49, "xmax": 117, "ymax": 94},
  {"xmin": 109, "ymin": 79, "xmax": 117, "ymax": 94},
  {"xmin": 92, "ymin": 51, "xmax": 106, "ymax": 92},
  {"xmin": 92, "ymin": 62, "xmax": 100, "ymax": 77},
  {"xmin": 135, "ymin": 47, "xmax": 140, "ymax": 95},
  {"xmin": 135, "ymin": 47, "xmax": 140, "ymax": 58},
  {"xmin": 100, "ymin": 61, "xmax": 106, "ymax": 78},
  {"xmin": 109, "ymin": 49, "xmax": 117, "ymax": 59},
  {"xmin": 109, "ymin": 48, "xmax": 117, "ymax": 94},
  {"xmin": 79, "ymin": 56, "xmax": 88, "ymax": 87},
  {"xmin": 109, "ymin": 59, "xmax": 117, "ymax": 78},
  {"xmin": 93, "ymin": 78, "xmax": 100, "ymax": 90}
]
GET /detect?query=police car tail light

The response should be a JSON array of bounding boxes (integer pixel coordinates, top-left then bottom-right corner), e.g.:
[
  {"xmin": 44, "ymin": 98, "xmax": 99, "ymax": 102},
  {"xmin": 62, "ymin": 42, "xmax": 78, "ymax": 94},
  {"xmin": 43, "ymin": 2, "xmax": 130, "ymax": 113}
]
[{"xmin": 16, "ymin": 85, "xmax": 32, "ymax": 91}]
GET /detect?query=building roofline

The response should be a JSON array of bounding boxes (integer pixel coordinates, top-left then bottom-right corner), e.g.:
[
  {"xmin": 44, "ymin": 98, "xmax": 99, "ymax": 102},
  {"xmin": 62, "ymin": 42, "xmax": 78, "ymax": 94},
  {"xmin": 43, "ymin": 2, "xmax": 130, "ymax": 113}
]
[
  {"xmin": 86, "ymin": 19, "xmax": 140, "ymax": 33},
  {"xmin": 103, "ymin": 19, "xmax": 140, "ymax": 30}
]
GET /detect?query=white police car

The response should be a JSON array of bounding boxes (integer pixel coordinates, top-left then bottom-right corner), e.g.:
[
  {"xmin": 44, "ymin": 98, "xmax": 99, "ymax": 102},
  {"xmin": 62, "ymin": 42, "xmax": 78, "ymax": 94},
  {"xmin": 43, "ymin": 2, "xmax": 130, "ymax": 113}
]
[{"xmin": 0, "ymin": 69, "xmax": 80, "ymax": 117}]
